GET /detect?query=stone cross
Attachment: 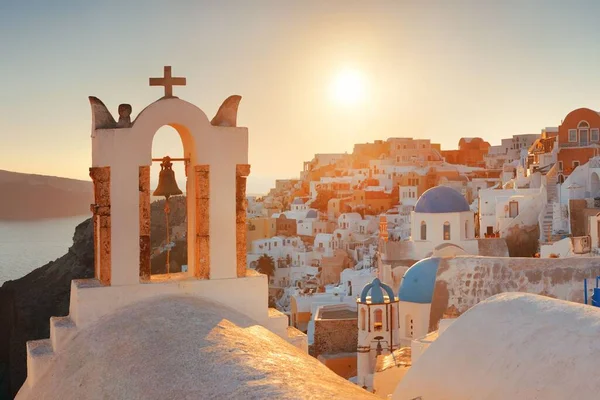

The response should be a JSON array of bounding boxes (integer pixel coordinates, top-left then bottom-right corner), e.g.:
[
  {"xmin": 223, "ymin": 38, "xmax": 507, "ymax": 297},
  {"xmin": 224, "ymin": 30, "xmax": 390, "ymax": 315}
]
[{"xmin": 149, "ymin": 66, "xmax": 186, "ymax": 98}]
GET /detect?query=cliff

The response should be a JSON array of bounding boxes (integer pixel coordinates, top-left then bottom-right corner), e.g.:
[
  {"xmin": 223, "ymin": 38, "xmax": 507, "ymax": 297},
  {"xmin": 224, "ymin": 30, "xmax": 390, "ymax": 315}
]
[
  {"xmin": 0, "ymin": 198, "xmax": 187, "ymax": 398},
  {"xmin": 0, "ymin": 170, "xmax": 93, "ymax": 220}
]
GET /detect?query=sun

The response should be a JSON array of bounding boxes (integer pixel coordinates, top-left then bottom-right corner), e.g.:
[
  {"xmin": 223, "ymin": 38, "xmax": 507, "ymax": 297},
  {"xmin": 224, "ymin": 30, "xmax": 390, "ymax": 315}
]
[{"xmin": 331, "ymin": 68, "xmax": 366, "ymax": 106}]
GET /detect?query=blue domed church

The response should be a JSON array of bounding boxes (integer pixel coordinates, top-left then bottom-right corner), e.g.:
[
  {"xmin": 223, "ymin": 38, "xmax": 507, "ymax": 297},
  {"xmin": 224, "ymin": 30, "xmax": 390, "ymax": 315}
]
[{"xmin": 410, "ymin": 186, "xmax": 478, "ymax": 259}]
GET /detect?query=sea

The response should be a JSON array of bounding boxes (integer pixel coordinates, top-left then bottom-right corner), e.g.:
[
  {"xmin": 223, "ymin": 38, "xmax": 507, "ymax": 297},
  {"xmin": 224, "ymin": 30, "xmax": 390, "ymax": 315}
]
[{"xmin": 0, "ymin": 215, "xmax": 88, "ymax": 285}]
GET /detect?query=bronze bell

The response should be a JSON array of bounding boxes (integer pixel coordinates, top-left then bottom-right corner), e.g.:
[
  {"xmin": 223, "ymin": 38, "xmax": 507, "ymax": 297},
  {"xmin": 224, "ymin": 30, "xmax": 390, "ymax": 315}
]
[{"xmin": 153, "ymin": 156, "xmax": 183, "ymax": 198}]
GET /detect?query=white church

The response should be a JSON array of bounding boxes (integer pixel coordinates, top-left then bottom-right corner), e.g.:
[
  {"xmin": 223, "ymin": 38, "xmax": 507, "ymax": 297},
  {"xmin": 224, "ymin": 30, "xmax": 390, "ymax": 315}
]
[{"xmin": 14, "ymin": 67, "xmax": 600, "ymax": 400}]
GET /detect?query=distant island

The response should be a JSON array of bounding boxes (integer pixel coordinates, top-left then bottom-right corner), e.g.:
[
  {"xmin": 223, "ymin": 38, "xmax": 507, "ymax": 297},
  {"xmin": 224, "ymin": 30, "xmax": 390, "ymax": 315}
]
[{"xmin": 0, "ymin": 170, "xmax": 93, "ymax": 220}]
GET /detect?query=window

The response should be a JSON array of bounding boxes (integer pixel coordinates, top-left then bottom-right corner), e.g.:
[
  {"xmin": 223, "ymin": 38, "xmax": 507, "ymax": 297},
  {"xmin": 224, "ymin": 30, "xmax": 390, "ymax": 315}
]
[
  {"xmin": 465, "ymin": 220, "xmax": 469, "ymax": 238},
  {"xmin": 420, "ymin": 221, "xmax": 427, "ymax": 240},
  {"xmin": 592, "ymin": 128, "xmax": 600, "ymax": 142},
  {"xmin": 405, "ymin": 315, "xmax": 413, "ymax": 338},
  {"xmin": 573, "ymin": 161, "xmax": 580, "ymax": 168},
  {"xmin": 558, "ymin": 161, "xmax": 563, "ymax": 171},
  {"xmin": 374, "ymin": 309, "xmax": 383, "ymax": 331},
  {"xmin": 558, "ymin": 174, "xmax": 565, "ymax": 184},
  {"xmin": 443, "ymin": 221, "xmax": 451, "ymax": 240},
  {"xmin": 509, "ymin": 201, "xmax": 519, "ymax": 218},
  {"xmin": 569, "ymin": 129, "xmax": 577, "ymax": 142}
]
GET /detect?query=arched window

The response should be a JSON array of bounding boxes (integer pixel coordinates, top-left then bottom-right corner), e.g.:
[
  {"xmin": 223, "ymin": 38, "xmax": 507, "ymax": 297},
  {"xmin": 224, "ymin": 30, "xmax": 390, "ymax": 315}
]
[
  {"xmin": 360, "ymin": 308, "xmax": 366, "ymax": 330},
  {"xmin": 444, "ymin": 221, "xmax": 451, "ymax": 240},
  {"xmin": 374, "ymin": 309, "xmax": 383, "ymax": 331},
  {"xmin": 405, "ymin": 314, "xmax": 413, "ymax": 338},
  {"xmin": 420, "ymin": 221, "xmax": 427, "ymax": 240}
]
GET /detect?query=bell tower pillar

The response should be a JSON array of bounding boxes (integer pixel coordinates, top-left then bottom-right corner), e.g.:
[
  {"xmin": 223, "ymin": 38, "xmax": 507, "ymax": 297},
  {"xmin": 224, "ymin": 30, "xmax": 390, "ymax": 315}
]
[
  {"xmin": 236, "ymin": 164, "xmax": 250, "ymax": 277},
  {"xmin": 89, "ymin": 166, "xmax": 112, "ymax": 285}
]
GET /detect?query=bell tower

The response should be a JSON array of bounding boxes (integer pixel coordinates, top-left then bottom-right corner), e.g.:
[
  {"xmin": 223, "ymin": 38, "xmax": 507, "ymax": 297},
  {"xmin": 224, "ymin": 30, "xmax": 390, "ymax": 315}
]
[
  {"xmin": 83, "ymin": 66, "xmax": 266, "ymax": 323},
  {"xmin": 356, "ymin": 278, "xmax": 400, "ymax": 391},
  {"xmin": 18, "ymin": 67, "xmax": 308, "ymax": 395}
]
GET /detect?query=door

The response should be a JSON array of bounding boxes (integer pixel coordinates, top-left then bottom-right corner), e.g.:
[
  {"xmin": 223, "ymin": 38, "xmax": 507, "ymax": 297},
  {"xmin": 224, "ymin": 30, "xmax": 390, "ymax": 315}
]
[
  {"xmin": 509, "ymin": 201, "xmax": 519, "ymax": 218},
  {"xmin": 581, "ymin": 129, "xmax": 589, "ymax": 146}
]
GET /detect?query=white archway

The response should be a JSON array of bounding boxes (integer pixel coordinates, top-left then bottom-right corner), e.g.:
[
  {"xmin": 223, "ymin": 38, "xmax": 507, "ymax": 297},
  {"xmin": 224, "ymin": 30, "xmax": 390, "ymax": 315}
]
[{"xmin": 591, "ymin": 172, "xmax": 600, "ymax": 197}]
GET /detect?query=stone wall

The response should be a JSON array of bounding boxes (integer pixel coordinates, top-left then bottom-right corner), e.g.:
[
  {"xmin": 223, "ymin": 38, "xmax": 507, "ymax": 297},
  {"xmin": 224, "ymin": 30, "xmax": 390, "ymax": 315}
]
[
  {"xmin": 429, "ymin": 256, "xmax": 600, "ymax": 331},
  {"xmin": 313, "ymin": 318, "xmax": 358, "ymax": 358},
  {"xmin": 476, "ymin": 238, "xmax": 509, "ymax": 257},
  {"xmin": 503, "ymin": 224, "xmax": 539, "ymax": 257}
]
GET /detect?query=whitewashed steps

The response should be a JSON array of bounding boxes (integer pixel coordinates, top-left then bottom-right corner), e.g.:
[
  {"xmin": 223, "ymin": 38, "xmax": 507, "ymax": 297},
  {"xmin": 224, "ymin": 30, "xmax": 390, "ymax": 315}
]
[
  {"xmin": 25, "ymin": 339, "xmax": 54, "ymax": 386},
  {"xmin": 50, "ymin": 316, "xmax": 77, "ymax": 353}
]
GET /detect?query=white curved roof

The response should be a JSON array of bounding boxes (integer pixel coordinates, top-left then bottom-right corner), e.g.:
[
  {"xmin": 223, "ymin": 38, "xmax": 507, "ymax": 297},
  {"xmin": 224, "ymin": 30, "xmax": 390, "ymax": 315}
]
[
  {"xmin": 393, "ymin": 293, "xmax": 600, "ymax": 400},
  {"xmin": 22, "ymin": 296, "xmax": 376, "ymax": 400}
]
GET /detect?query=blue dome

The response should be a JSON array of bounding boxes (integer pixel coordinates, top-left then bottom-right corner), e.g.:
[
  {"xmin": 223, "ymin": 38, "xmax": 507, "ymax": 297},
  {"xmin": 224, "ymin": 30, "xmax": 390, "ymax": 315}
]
[
  {"xmin": 398, "ymin": 258, "xmax": 441, "ymax": 303},
  {"xmin": 360, "ymin": 278, "xmax": 396, "ymax": 304},
  {"xmin": 306, "ymin": 209, "xmax": 318, "ymax": 219},
  {"xmin": 414, "ymin": 186, "xmax": 470, "ymax": 213}
]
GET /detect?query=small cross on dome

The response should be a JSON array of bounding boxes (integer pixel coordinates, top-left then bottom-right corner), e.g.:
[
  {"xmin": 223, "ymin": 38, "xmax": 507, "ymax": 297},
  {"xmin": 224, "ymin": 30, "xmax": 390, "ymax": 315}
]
[{"xmin": 149, "ymin": 66, "xmax": 186, "ymax": 98}]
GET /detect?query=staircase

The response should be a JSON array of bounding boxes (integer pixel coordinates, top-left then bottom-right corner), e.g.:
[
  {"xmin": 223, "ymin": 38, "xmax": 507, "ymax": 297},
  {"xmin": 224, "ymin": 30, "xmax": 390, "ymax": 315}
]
[
  {"xmin": 540, "ymin": 164, "xmax": 559, "ymax": 243},
  {"xmin": 20, "ymin": 316, "xmax": 78, "ymax": 395}
]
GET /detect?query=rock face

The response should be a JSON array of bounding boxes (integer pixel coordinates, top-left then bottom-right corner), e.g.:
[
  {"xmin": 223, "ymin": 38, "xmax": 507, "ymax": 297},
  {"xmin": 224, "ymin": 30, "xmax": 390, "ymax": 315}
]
[
  {"xmin": 0, "ymin": 199, "xmax": 187, "ymax": 398},
  {"xmin": 0, "ymin": 170, "xmax": 93, "ymax": 220}
]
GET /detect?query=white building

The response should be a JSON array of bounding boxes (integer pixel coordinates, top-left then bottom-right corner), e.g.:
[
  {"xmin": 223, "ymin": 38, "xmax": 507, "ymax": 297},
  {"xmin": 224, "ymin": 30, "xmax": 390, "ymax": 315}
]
[
  {"xmin": 338, "ymin": 212, "xmax": 363, "ymax": 230},
  {"xmin": 478, "ymin": 187, "xmax": 543, "ymax": 237},
  {"xmin": 485, "ymin": 133, "xmax": 539, "ymax": 169},
  {"xmin": 291, "ymin": 197, "xmax": 309, "ymax": 212},
  {"xmin": 314, "ymin": 233, "xmax": 336, "ymax": 257},
  {"xmin": 411, "ymin": 186, "xmax": 478, "ymax": 258},
  {"xmin": 400, "ymin": 185, "xmax": 418, "ymax": 207}
]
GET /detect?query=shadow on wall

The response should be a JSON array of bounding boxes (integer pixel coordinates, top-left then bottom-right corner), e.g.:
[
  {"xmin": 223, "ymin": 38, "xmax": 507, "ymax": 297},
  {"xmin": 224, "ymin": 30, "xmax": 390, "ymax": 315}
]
[{"xmin": 504, "ymin": 224, "xmax": 539, "ymax": 257}]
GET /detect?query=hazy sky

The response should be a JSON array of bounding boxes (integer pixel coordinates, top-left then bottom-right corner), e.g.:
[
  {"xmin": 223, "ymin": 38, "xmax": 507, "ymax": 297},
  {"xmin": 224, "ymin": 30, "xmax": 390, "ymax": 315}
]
[{"xmin": 2, "ymin": 0, "xmax": 600, "ymax": 193}]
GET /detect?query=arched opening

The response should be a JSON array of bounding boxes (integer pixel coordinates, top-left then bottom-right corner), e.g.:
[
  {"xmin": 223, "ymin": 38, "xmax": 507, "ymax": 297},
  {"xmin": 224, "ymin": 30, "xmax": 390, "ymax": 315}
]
[
  {"xmin": 405, "ymin": 314, "xmax": 413, "ymax": 338},
  {"xmin": 420, "ymin": 221, "xmax": 427, "ymax": 240},
  {"xmin": 374, "ymin": 309, "xmax": 383, "ymax": 331},
  {"xmin": 148, "ymin": 126, "xmax": 189, "ymax": 278},
  {"xmin": 591, "ymin": 172, "xmax": 600, "ymax": 197},
  {"xmin": 443, "ymin": 221, "xmax": 451, "ymax": 240}
]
